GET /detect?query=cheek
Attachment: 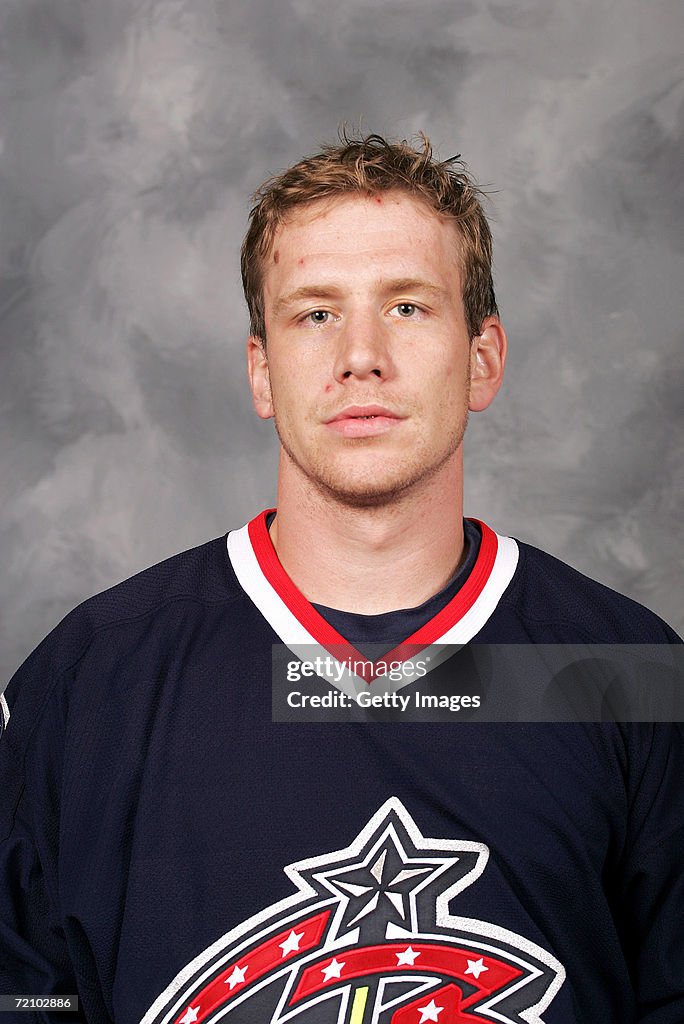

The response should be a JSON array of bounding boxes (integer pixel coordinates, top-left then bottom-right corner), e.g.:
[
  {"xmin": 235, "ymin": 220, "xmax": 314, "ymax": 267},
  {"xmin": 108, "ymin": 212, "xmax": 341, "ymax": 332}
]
[
  {"xmin": 268, "ymin": 358, "xmax": 328, "ymax": 413},
  {"xmin": 424, "ymin": 354, "xmax": 471, "ymax": 413}
]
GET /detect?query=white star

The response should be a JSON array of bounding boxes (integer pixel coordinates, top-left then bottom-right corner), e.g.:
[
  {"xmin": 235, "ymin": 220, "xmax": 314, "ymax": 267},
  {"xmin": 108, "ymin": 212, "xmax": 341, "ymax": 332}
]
[
  {"xmin": 417, "ymin": 999, "xmax": 444, "ymax": 1022},
  {"xmin": 395, "ymin": 945, "xmax": 421, "ymax": 966},
  {"xmin": 279, "ymin": 929, "xmax": 304, "ymax": 957},
  {"xmin": 225, "ymin": 964, "xmax": 248, "ymax": 989},
  {"xmin": 180, "ymin": 1008, "xmax": 199, "ymax": 1024},
  {"xmin": 464, "ymin": 956, "xmax": 489, "ymax": 979},
  {"xmin": 321, "ymin": 957, "xmax": 346, "ymax": 981}
]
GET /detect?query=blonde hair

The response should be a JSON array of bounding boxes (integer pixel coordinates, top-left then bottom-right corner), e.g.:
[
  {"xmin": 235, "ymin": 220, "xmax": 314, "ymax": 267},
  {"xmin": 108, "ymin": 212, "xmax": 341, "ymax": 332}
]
[{"xmin": 241, "ymin": 130, "xmax": 498, "ymax": 341}]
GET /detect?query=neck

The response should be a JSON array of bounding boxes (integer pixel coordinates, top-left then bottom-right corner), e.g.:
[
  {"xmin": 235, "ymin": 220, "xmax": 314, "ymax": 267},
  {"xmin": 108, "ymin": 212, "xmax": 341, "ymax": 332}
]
[{"xmin": 269, "ymin": 454, "xmax": 466, "ymax": 614}]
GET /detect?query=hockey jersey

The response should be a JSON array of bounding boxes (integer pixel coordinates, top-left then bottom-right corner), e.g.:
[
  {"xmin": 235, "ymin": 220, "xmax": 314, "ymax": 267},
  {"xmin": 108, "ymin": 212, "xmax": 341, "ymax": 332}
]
[{"xmin": 0, "ymin": 511, "xmax": 682, "ymax": 1024}]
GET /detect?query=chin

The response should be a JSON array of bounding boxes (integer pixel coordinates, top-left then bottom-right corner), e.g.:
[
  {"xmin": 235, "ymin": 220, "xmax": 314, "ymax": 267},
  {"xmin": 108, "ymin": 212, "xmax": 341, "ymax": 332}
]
[
  {"xmin": 279, "ymin": 433, "xmax": 462, "ymax": 508},
  {"xmin": 321, "ymin": 485, "xmax": 407, "ymax": 509},
  {"xmin": 313, "ymin": 467, "xmax": 438, "ymax": 509}
]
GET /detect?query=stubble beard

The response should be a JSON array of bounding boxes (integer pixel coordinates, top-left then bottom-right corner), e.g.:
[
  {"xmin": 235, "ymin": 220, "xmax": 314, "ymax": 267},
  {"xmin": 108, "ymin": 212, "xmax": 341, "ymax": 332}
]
[{"xmin": 272, "ymin": 395, "xmax": 470, "ymax": 511}]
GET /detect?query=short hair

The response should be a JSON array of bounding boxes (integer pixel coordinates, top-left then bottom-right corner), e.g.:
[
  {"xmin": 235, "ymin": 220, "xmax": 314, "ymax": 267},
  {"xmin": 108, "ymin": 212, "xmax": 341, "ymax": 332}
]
[{"xmin": 240, "ymin": 130, "xmax": 499, "ymax": 343}]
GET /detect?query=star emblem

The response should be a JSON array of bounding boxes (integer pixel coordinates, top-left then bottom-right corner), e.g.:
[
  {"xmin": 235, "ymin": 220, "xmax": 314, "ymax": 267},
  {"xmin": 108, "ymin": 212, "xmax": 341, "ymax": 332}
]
[
  {"xmin": 331, "ymin": 845, "xmax": 434, "ymax": 929},
  {"xmin": 287, "ymin": 799, "xmax": 488, "ymax": 948},
  {"xmin": 464, "ymin": 956, "xmax": 488, "ymax": 979},
  {"xmin": 297, "ymin": 819, "xmax": 473, "ymax": 945},
  {"xmin": 179, "ymin": 1008, "xmax": 199, "ymax": 1024},
  {"xmin": 225, "ymin": 964, "xmax": 248, "ymax": 989},
  {"xmin": 320, "ymin": 957, "xmax": 346, "ymax": 982},
  {"xmin": 417, "ymin": 998, "xmax": 443, "ymax": 1021},
  {"xmin": 279, "ymin": 929, "xmax": 304, "ymax": 958},
  {"xmin": 395, "ymin": 945, "xmax": 421, "ymax": 966}
]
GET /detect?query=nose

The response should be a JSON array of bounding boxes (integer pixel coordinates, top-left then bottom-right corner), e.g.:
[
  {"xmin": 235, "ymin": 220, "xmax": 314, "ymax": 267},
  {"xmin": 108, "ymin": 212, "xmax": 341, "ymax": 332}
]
[{"xmin": 332, "ymin": 310, "xmax": 394, "ymax": 383}]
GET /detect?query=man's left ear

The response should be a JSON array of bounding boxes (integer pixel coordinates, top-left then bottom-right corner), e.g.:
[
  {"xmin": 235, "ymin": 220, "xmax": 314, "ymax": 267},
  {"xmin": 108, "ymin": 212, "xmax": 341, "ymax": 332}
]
[{"xmin": 468, "ymin": 316, "xmax": 507, "ymax": 412}]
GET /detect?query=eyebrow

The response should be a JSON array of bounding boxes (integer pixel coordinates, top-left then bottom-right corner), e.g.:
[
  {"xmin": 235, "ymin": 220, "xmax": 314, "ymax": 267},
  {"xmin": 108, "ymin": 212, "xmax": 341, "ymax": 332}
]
[
  {"xmin": 271, "ymin": 279, "xmax": 450, "ymax": 318},
  {"xmin": 382, "ymin": 278, "xmax": 450, "ymax": 300},
  {"xmin": 272, "ymin": 286, "xmax": 343, "ymax": 318}
]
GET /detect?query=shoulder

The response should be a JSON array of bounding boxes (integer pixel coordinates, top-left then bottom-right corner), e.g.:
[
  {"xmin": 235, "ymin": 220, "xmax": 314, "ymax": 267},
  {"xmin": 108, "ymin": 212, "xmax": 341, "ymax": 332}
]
[
  {"xmin": 1, "ymin": 534, "xmax": 241, "ymax": 741},
  {"xmin": 41, "ymin": 533, "xmax": 237, "ymax": 658},
  {"xmin": 497, "ymin": 537, "xmax": 680, "ymax": 643},
  {"xmin": 65, "ymin": 533, "xmax": 237, "ymax": 634}
]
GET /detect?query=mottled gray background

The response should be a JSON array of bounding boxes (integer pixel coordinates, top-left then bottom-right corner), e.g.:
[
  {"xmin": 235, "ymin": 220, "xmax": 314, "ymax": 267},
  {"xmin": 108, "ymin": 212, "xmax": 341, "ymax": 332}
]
[{"xmin": 2, "ymin": 0, "xmax": 683, "ymax": 683}]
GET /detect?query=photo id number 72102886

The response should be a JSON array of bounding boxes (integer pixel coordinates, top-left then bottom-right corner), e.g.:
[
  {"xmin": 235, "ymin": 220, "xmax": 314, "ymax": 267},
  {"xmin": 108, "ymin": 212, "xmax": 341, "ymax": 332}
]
[{"xmin": 0, "ymin": 996, "xmax": 79, "ymax": 1012}]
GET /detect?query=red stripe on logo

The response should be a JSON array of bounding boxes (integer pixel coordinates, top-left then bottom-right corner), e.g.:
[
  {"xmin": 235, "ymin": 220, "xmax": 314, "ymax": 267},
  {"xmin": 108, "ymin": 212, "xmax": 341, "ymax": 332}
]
[
  {"xmin": 291, "ymin": 942, "xmax": 521, "ymax": 1004},
  {"xmin": 173, "ymin": 910, "xmax": 330, "ymax": 1024},
  {"xmin": 391, "ymin": 981, "xmax": 486, "ymax": 1023}
]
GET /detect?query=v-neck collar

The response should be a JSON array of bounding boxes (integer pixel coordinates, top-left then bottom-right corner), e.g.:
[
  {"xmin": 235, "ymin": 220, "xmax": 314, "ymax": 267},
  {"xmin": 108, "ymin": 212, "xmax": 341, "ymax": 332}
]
[{"xmin": 227, "ymin": 509, "xmax": 519, "ymax": 693}]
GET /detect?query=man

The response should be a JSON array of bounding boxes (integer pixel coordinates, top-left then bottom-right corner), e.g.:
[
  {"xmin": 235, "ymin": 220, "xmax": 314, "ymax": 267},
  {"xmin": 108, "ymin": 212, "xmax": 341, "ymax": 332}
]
[{"xmin": 1, "ymin": 132, "xmax": 682, "ymax": 1024}]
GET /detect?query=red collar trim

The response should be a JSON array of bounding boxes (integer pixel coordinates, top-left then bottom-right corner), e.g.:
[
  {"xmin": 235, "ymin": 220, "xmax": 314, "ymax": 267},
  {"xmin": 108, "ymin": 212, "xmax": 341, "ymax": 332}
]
[{"xmin": 247, "ymin": 509, "xmax": 498, "ymax": 680}]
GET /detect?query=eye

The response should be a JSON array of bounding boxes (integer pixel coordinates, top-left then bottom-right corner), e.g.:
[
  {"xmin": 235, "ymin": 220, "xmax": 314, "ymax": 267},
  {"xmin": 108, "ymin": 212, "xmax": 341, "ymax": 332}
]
[
  {"xmin": 302, "ymin": 309, "xmax": 333, "ymax": 325},
  {"xmin": 393, "ymin": 303, "xmax": 419, "ymax": 318}
]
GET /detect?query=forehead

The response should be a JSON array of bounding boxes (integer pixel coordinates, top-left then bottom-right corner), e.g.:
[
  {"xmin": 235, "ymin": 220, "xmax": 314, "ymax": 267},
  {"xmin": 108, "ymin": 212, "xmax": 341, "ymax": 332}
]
[{"xmin": 263, "ymin": 191, "xmax": 463, "ymax": 295}]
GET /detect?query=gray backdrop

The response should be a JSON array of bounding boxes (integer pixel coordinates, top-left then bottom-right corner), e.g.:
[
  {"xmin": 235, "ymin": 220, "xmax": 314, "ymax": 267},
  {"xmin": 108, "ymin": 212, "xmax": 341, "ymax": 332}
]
[{"xmin": 2, "ymin": 0, "xmax": 683, "ymax": 683}]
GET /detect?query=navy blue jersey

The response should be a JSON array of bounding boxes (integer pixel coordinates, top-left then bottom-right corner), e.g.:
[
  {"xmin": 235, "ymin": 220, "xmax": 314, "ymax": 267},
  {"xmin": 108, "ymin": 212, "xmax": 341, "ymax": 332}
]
[{"xmin": 0, "ymin": 511, "xmax": 682, "ymax": 1024}]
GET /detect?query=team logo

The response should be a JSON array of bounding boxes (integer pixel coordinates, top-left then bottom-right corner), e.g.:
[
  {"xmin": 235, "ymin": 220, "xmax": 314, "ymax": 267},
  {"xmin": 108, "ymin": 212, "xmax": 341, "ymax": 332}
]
[{"xmin": 142, "ymin": 799, "xmax": 564, "ymax": 1024}]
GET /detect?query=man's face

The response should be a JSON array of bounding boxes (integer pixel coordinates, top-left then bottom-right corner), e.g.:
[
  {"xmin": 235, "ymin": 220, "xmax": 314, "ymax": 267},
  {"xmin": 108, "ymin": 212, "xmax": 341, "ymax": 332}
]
[{"xmin": 248, "ymin": 191, "xmax": 494, "ymax": 507}]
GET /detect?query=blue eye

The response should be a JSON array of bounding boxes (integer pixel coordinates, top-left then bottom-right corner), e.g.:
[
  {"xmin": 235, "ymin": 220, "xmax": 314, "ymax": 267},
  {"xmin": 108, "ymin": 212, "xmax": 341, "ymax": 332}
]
[{"xmin": 396, "ymin": 304, "xmax": 417, "ymax": 317}]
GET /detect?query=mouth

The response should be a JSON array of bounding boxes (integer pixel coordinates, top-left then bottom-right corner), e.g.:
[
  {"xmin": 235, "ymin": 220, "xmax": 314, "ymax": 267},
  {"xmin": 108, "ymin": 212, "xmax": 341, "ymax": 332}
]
[{"xmin": 325, "ymin": 405, "xmax": 404, "ymax": 438}]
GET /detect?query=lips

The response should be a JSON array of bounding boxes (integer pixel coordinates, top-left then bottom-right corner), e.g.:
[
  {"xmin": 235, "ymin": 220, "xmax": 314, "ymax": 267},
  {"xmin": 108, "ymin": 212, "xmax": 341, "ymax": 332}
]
[
  {"xmin": 325, "ymin": 405, "xmax": 404, "ymax": 438},
  {"xmin": 328, "ymin": 405, "xmax": 399, "ymax": 422}
]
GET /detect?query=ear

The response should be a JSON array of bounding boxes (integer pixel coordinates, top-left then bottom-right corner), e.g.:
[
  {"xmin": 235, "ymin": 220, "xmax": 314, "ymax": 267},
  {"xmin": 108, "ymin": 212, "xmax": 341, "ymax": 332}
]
[
  {"xmin": 468, "ymin": 316, "xmax": 507, "ymax": 412},
  {"xmin": 247, "ymin": 336, "xmax": 274, "ymax": 419}
]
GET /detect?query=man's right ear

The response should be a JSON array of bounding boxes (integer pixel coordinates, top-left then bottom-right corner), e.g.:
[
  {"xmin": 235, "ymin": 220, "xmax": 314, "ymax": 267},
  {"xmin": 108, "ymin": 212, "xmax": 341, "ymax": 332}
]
[{"xmin": 246, "ymin": 336, "xmax": 274, "ymax": 419}]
